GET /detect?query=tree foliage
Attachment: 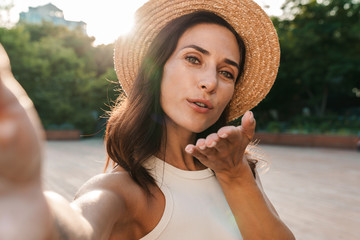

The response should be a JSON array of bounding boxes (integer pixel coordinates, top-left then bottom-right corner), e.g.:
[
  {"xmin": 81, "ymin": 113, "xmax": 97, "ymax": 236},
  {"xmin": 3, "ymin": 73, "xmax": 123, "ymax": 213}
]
[
  {"xmin": 0, "ymin": 23, "xmax": 119, "ymax": 134},
  {"xmin": 254, "ymin": 0, "xmax": 360, "ymax": 133}
]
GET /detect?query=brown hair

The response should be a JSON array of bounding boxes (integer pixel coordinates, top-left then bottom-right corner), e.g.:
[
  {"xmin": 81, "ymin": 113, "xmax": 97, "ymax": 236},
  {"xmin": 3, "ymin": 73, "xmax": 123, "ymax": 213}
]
[{"xmin": 105, "ymin": 11, "xmax": 251, "ymax": 195}]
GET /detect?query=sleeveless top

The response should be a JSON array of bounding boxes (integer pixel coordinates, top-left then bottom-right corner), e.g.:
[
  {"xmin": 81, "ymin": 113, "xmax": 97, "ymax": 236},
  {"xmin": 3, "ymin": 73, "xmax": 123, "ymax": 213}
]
[{"xmin": 140, "ymin": 156, "xmax": 243, "ymax": 240}]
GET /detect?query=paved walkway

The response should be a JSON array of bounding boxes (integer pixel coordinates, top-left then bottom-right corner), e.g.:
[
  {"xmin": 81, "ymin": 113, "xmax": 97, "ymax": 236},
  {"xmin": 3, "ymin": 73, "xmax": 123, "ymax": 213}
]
[{"xmin": 43, "ymin": 139, "xmax": 360, "ymax": 240}]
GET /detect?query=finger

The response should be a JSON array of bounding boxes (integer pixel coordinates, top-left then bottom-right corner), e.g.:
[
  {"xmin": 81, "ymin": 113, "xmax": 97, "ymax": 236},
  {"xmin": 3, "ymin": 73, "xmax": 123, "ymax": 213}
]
[
  {"xmin": 208, "ymin": 130, "xmax": 232, "ymax": 152},
  {"xmin": 205, "ymin": 133, "xmax": 233, "ymax": 154},
  {"xmin": 240, "ymin": 111, "xmax": 256, "ymax": 141},
  {"xmin": 210, "ymin": 132, "xmax": 230, "ymax": 152},
  {"xmin": 185, "ymin": 144, "xmax": 196, "ymax": 154},
  {"xmin": 217, "ymin": 125, "xmax": 247, "ymax": 146},
  {"xmin": 195, "ymin": 137, "xmax": 218, "ymax": 157},
  {"xmin": 195, "ymin": 138, "xmax": 206, "ymax": 151},
  {"xmin": 185, "ymin": 144, "xmax": 208, "ymax": 163},
  {"xmin": 217, "ymin": 125, "xmax": 237, "ymax": 140},
  {"xmin": 205, "ymin": 133, "xmax": 219, "ymax": 148}
]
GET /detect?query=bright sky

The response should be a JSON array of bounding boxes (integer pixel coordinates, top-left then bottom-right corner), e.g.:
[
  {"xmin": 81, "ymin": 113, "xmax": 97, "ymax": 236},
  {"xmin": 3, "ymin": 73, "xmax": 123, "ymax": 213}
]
[{"xmin": 9, "ymin": 0, "xmax": 285, "ymax": 45}]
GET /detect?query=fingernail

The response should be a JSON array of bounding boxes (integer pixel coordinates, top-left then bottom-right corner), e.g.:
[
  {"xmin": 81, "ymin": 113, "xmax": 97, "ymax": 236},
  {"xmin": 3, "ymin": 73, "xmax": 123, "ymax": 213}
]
[
  {"xmin": 220, "ymin": 133, "xmax": 228, "ymax": 138},
  {"xmin": 208, "ymin": 141, "xmax": 216, "ymax": 148},
  {"xmin": 249, "ymin": 111, "xmax": 254, "ymax": 124},
  {"xmin": 185, "ymin": 145, "xmax": 193, "ymax": 153},
  {"xmin": 199, "ymin": 144, "xmax": 206, "ymax": 150}
]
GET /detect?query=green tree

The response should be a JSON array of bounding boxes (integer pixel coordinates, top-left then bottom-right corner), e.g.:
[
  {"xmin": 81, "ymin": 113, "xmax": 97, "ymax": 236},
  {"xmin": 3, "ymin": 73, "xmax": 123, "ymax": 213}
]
[
  {"xmin": 279, "ymin": 0, "xmax": 360, "ymax": 116},
  {"xmin": 254, "ymin": 0, "xmax": 360, "ymax": 132},
  {"xmin": 94, "ymin": 43, "xmax": 115, "ymax": 76},
  {"xmin": 1, "ymin": 22, "xmax": 118, "ymax": 134}
]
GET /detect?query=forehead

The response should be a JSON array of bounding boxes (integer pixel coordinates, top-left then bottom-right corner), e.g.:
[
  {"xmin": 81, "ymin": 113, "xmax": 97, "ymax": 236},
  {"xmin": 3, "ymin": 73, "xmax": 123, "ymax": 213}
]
[{"xmin": 176, "ymin": 23, "xmax": 240, "ymax": 61}]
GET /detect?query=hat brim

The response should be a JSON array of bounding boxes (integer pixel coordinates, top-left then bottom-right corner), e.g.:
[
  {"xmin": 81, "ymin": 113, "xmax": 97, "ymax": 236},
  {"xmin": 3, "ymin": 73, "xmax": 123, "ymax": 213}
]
[{"xmin": 114, "ymin": 0, "xmax": 280, "ymax": 122}]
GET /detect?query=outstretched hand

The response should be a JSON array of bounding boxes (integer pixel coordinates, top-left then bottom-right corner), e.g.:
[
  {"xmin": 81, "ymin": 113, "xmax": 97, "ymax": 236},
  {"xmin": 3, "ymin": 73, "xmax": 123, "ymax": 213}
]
[
  {"xmin": 0, "ymin": 44, "xmax": 44, "ymax": 184},
  {"xmin": 185, "ymin": 111, "xmax": 256, "ymax": 181},
  {"xmin": 0, "ymin": 44, "xmax": 54, "ymax": 240}
]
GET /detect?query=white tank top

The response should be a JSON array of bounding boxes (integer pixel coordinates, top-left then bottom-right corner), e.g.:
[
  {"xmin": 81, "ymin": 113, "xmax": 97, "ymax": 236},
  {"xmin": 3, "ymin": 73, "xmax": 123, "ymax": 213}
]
[{"xmin": 140, "ymin": 156, "xmax": 243, "ymax": 240}]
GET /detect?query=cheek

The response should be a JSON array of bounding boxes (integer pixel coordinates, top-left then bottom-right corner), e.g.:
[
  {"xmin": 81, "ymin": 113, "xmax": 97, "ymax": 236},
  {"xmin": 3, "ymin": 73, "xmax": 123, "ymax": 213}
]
[
  {"xmin": 221, "ymin": 84, "xmax": 235, "ymax": 108},
  {"xmin": 160, "ymin": 83, "xmax": 171, "ymax": 111},
  {"xmin": 160, "ymin": 75, "xmax": 174, "ymax": 101},
  {"xmin": 160, "ymin": 72, "xmax": 181, "ymax": 113},
  {"xmin": 160, "ymin": 61, "xmax": 188, "ymax": 104},
  {"xmin": 228, "ymin": 86, "xmax": 235, "ymax": 101}
]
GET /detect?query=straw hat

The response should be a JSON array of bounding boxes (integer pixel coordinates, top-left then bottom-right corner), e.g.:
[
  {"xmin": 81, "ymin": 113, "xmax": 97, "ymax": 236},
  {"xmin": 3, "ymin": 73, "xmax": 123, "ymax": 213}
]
[{"xmin": 114, "ymin": 0, "xmax": 280, "ymax": 122}]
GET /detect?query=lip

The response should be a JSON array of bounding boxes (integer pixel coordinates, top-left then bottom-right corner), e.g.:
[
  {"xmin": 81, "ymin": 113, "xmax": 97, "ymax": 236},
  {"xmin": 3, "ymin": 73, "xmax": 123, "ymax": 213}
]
[{"xmin": 187, "ymin": 98, "xmax": 214, "ymax": 113}]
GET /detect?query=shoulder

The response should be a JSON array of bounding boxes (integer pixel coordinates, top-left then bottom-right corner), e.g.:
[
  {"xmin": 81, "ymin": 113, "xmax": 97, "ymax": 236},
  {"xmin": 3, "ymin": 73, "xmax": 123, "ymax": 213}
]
[
  {"xmin": 74, "ymin": 169, "xmax": 147, "ymax": 214},
  {"xmin": 74, "ymin": 169, "xmax": 140, "ymax": 198},
  {"xmin": 71, "ymin": 170, "xmax": 149, "ymax": 236}
]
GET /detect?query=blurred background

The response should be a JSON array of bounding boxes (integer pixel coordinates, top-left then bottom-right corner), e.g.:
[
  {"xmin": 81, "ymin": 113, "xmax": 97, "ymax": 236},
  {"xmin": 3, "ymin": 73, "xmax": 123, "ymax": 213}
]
[
  {"xmin": 0, "ymin": 0, "xmax": 359, "ymax": 137},
  {"xmin": 1, "ymin": 0, "xmax": 359, "ymax": 239}
]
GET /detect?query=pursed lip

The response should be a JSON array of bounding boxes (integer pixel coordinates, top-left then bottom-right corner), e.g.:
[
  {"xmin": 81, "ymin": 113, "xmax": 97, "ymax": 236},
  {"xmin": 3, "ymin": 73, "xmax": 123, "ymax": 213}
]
[{"xmin": 187, "ymin": 98, "xmax": 214, "ymax": 112}]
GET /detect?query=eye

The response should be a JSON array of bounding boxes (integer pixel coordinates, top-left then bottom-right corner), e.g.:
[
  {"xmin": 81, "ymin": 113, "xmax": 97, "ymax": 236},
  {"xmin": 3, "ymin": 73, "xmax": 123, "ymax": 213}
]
[
  {"xmin": 219, "ymin": 70, "xmax": 234, "ymax": 80},
  {"xmin": 185, "ymin": 56, "xmax": 200, "ymax": 64}
]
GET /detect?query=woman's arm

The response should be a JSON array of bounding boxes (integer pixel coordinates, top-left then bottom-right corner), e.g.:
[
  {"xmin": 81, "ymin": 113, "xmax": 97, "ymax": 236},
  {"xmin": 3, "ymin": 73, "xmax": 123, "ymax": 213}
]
[
  {"xmin": 186, "ymin": 111, "xmax": 295, "ymax": 240},
  {"xmin": 215, "ymin": 164, "xmax": 294, "ymax": 240},
  {"xmin": 0, "ymin": 43, "xmax": 53, "ymax": 239},
  {"xmin": 0, "ymin": 44, "xmax": 126, "ymax": 240},
  {"xmin": 45, "ymin": 182, "xmax": 128, "ymax": 240}
]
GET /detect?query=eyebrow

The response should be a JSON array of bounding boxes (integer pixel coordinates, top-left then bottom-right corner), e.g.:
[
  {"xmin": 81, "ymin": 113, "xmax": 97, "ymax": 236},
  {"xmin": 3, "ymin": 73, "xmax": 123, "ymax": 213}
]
[
  {"xmin": 224, "ymin": 59, "xmax": 240, "ymax": 72},
  {"xmin": 182, "ymin": 44, "xmax": 210, "ymax": 55},
  {"xmin": 182, "ymin": 44, "xmax": 240, "ymax": 71}
]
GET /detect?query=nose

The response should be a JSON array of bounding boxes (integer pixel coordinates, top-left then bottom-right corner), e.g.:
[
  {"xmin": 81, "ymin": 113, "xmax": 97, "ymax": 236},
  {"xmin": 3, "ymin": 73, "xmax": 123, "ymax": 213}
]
[{"xmin": 197, "ymin": 68, "xmax": 217, "ymax": 93}]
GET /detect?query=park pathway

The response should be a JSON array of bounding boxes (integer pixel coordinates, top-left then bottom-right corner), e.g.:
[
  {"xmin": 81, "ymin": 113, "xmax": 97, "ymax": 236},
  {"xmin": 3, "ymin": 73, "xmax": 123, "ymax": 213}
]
[{"xmin": 43, "ymin": 139, "xmax": 360, "ymax": 240}]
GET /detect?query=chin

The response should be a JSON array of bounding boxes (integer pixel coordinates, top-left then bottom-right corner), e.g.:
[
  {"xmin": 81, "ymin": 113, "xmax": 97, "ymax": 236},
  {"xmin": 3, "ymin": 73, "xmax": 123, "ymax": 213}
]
[
  {"xmin": 187, "ymin": 119, "xmax": 217, "ymax": 134},
  {"xmin": 191, "ymin": 126, "xmax": 208, "ymax": 134}
]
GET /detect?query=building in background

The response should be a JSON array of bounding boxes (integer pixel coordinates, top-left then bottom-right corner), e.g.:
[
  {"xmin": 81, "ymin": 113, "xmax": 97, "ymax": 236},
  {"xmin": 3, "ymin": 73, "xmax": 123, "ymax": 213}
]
[{"xmin": 19, "ymin": 3, "xmax": 86, "ymax": 33}]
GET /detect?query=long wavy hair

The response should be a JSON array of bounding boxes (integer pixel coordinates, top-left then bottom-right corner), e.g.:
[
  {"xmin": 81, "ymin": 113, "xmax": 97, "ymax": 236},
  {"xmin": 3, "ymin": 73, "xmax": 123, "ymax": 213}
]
[{"xmin": 105, "ymin": 11, "xmax": 250, "ymax": 195}]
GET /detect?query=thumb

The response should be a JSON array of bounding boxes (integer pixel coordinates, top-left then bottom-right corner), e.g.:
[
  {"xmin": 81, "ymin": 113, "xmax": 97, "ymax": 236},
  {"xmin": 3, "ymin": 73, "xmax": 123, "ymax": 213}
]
[{"xmin": 240, "ymin": 111, "xmax": 256, "ymax": 141}]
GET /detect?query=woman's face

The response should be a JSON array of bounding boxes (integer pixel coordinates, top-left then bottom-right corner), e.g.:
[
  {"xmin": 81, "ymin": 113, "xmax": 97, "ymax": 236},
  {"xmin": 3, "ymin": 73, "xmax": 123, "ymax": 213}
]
[{"xmin": 160, "ymin": 23, "xmax": 240, "ymax": 134}]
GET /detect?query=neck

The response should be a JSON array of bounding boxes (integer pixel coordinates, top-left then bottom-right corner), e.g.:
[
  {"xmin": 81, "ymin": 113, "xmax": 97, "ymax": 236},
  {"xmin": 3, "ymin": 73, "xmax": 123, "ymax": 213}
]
[{"xmin": 157, "ymin": 119, "xmax": 206, "ymax": 171}]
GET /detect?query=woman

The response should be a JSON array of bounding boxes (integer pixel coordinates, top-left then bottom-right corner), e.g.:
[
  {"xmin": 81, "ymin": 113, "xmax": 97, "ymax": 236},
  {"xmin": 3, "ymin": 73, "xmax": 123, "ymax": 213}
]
[{"xmin": 0, "ymin": 0, "xmax": 295, "ymax": 239}]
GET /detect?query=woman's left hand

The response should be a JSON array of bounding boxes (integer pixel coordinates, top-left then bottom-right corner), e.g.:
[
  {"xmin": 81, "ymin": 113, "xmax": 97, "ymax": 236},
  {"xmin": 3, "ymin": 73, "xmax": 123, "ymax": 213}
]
[{"xmin": 185, "ymin": 111, "xmax": 256, "ymax": 181}]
